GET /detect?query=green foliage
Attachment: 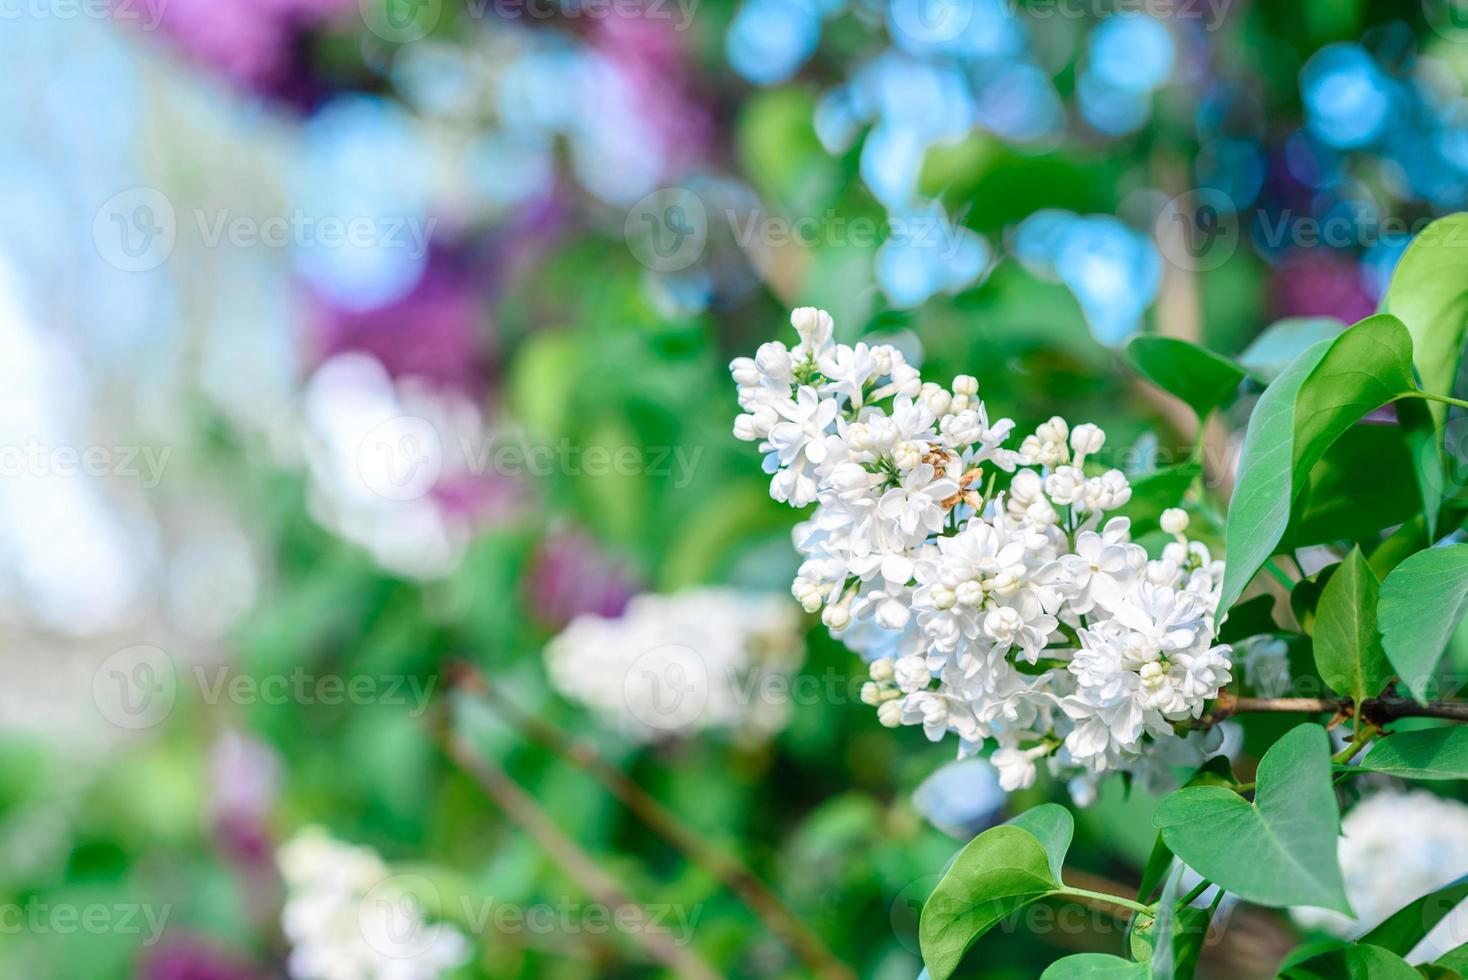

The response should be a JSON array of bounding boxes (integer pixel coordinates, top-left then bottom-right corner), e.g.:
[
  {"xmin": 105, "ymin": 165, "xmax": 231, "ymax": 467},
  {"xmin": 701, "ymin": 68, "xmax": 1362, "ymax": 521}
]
[
  {"xmin": 1039, "ymin": 953, "xmax": 1149, "ymax": 978},
  {"xmin": 1384, "ymin": 214, "xmax": 1468, "ymax": 432},
  {"xmin": 1379, "ymin": 545, "xmax": 1468, "ymax": 700},
  {"xmin": 1312, "ymin": 546, "xmax": 1391, "ymax": 703},
  {"xmin": 1115, "ymin": 463, "xmax": 1202, "ymax": 536},
  {"xmin": 1124, "ymin": 335, "xmax": 1248, "ymax": 422},
  {"xmin": 1219, "ymin": 314, "xmax": 1419, "ymax": 614},
  {"xmin": 1359, "ymin": 875, "xmax": 1468, "ymax": 954},
  {"xmin": 1154, "ymin": 725, "xmax": 1350, "ymax": 913},
  {"xmin": 1358, "ymin": 728, "xmax": 1468, "ymax": 780},
  {"xmin": 918, "ymin": 826, "xmax": 1060, "ymax": 980},
  {"xmin": 1278, "ymin": 942, "xmax": 1421, "ymax": 979}
]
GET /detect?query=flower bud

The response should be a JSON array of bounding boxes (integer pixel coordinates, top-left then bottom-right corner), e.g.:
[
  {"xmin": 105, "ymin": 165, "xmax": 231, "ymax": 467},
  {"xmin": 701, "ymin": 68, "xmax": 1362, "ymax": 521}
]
[
  {"xmin": 1160, "ymin": 507, "xmax": 1190, "ymax": 535},
  {"xmin": 893, "ymin": 441, "xmax": 923, "ymax": 471},
  {"xmin": 877, "ymin": 699, "xmax": 903, "ymax": 727},
  {"xmin": 920, "ymin": 382, "xmax": 952, "ymax": 418},
  {"xmin": 1069, "ymin": 423, "xmax": 1105, "ymax": 460},
  {"xmin": 822, "ymin": 601, "xmax": 851, "ymax": 631},
  {"xmin": 952, "ymin": 374, "xmax": 979, "ymax": 397},
  {"xmin": 955, "ymin": 580, "xmax": 984, "ymax": 606},
  {"xmin": 791, "ymin": 307, "xmax": 834, "ymax": 352},
  {"xmin": 869, "ymin": 658, "xmax": 895, "ymax": 683},
  {"xmin": 730, "ymin": 357, "xmax": 760, "ymax": 387}
]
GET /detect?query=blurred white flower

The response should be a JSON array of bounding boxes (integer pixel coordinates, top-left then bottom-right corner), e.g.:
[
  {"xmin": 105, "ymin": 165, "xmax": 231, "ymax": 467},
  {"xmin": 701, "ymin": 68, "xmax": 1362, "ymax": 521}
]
[
  {"xmin": 1292, "ymin": 790, "xmax": 1468, "ymax": 963},
  {"xmin": 278, "ymin": 827, "xmax": 470, "ymax": 980},
  {"xmin": 543, "ymin": 588, "xmax": 805, "ymax": 743}
]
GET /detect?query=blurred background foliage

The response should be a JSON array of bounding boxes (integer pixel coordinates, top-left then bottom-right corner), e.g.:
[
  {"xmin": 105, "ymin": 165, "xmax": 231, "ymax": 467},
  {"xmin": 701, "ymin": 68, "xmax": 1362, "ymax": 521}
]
[{"xmin": 5, "ymin": 0, "xmax": 1468, "ymax": 976}]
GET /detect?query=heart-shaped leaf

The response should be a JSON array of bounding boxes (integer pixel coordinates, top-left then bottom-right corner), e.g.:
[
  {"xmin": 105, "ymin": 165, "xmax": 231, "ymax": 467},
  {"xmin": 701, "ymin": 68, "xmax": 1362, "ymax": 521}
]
[
  {"xmin": 1154, "ymin": 724, "xmax": 1350, "ymax": 913},
  {"xmin": 1239, "ymin": 316, "xmax": 1346, "ymax": 381},
  {"xmin": 919, "ymin": 825, "xmax": 1058, "ymax": 979},
  {"xmin": 1125, "ymin": 335, "xmax": 1248, "ymax": 421},
  {"xmin": 1384, "ymin": 215, "xmax": 1468, "ymax": 534},
  {"xmin": 1039, "ymin": 953, "xmax": 1149, "ymax": 979},
  {"xmin": 1219, "ymin": 315, "xmax": 1418, "ymax": 614},
  {"xmin": 1379, "ymin": 545, "xmax": 1468, "ymax": 700},
  {"xmin": 1384, "ymin": 214, "xmax": 1468, "ymax": 431},
  {"xmin": 1360, "ymin": 875, "xmax": 1468, "ymax": 954},
  {"xmin": 1278, "ymin": 943, "xmax": 1421, "ymax": 979},
  {"xmin": 1312, "ymin": 546, "xmax": 1391, "ymax": 704},
  {"xmin": 1006, "ymin": 803, "xmax": 1074, "ymax": 883},
  {"xmin": 1360, "ymin": 728, "xmax": 1468, "ymax": 781}
]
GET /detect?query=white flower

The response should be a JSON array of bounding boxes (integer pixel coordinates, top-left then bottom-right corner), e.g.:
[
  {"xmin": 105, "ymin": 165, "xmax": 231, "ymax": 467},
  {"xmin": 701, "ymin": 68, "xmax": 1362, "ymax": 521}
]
[
  {"xmin": 1292, "ymin": 791, "xmax": 1468, "ymax": 962},
  {"xmin": 791, "ymin": 306, "xmax": 835, "ymax": 358},
  {"xmin": 765, "ymin": 386, "xmax": 839, "ymax": 506},
  {"xmin": 729, "ymin": 308, "xmax": 1234, "ymax": 804},
  {"xmin": 279, "ymin": 828, "xmax": 470, "ymax": 980},
  {"xmin": 1069, "ymin": 423, "xmax": 1105, "ymax": 462},
  {"xmin": 878, "ymin": 463, "xmax": 958, "ymax": 540},
  {"xmin": 1044, "ymin": 465, "xmax": 1086, "ymax": 506},
  {"xmin": 992, "ymin": 744, "xmax": 1050, "ymax": 791},
  {"xmin": 545, "ymin": 588, "xmax": 804, "ymax": 743},
  {"xmin": 819, "ymin": 342, "xmax": 879, "ymax": 408}
]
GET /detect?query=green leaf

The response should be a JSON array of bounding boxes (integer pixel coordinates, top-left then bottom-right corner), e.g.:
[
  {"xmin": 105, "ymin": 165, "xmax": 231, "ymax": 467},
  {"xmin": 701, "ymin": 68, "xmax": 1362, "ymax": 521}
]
[
  {"xmin": 1039, "ymin": 953, "xmax": 1149, "ymax": 979},
  {"xmin": 1285, "ymin": 424, "xmax": 1422, "ymax": 548},
  {"xmin": 1130, "ymin": 904, "xmax": 1213, "ymax": 980},
  {"xmin": 1006, "ymin": 804, "xmax": 1074, "ymax": 883},
  {"xmin": 1218, "ymin": 594, "xmax": 1279, "ymax": 644},
  {"xmin": 1125, "ymin": 335, "xmax": 1247, "ymax": 421},
  {"xmin": 1379, "ymin": 545, "xmax": 1468, "ymax": 701},
  {"xmin": 1154, "ymin": 724, "xmax": 1350, "ymax": 913},
  {"xmin": 1313, "ymin": 547, "xmax": 1391, "ymax": 704},
  {"xmin": 1360, "ymin": 875, "xmax": 1468, "ymax": 954},
  {"xmin": 1136, "ymin": 834, "xmax": 1175, "ymax": 903},
  {"xmin": 919, "ymin": 825, "xmax": 1058, "ymax": 980},
  {"xmin": 1360, "ymin": 728, "xmax": 1468, "ymax": 780},
  {"xmin": 1239, "ymin": 316, "xmax": 1346, "ymax": 382},
  {"xmin": 1437, "ymin": 944, "xmax": 1468, "ymax": 972},
  {"xmin": 1279, "ymin": 943, "xmax": 1422, "ymax": 980},
  {"xmin": 1383, "ymin": 214, "xmax": 1468, "ymax": 432},
  {"xmin": 1219, "ymin": 315, "xmax": 1418, "ymax": 614},
  {"xmin": 1418, "ymin": 964, "xmax": 1465, "ymax": 979}
]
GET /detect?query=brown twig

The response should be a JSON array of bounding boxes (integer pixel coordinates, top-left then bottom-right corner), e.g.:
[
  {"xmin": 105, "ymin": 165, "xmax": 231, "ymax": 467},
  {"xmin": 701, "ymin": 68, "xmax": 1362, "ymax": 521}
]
[
  {"xmin": 448, "ymin": 661, "xmax": 855, "ymax": 980},
  {"xmin": 437, "ymin": 722, "xmax": 723, "ymax": 980},
  {"xmin": 1200, "ymin": 691, "xmax": 1468, "ymax": 727}
]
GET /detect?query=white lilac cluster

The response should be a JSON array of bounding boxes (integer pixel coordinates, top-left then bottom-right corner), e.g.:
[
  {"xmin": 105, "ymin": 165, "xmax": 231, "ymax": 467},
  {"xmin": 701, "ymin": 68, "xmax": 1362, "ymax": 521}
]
[
  {"xmin": 544, "ymin": 588, "xmax": 805, "ymax": 744},
  {"xmin": 278, "ymin": 827, "xmax": 471, "ymax": 980},
  {"xmin": 731, "ymin": 308, "xmax": 1233, "ymax": 801},
  {"xmin": 1292, "ymin": 790, "xmax": 1468, "ymax": 962}
]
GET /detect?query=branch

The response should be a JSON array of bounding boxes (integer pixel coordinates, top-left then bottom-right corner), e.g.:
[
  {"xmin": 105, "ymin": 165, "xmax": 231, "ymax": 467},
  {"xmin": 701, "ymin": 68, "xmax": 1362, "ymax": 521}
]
[
  {"xmin": 1202, "ymin": 691, "xmax": 1468, "ymax": 727},
  {"xmin": 436, "ymin": 722, "xmax": 723, "ymax": 980},
  {"xmin": 447, "ymin": 662, "xmax": 855, "ymax": 980}
]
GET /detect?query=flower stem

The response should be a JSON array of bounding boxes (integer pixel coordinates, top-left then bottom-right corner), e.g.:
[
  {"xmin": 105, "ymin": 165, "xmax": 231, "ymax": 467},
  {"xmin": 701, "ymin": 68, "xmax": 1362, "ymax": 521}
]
[
  {"xmin": 1178, "ymin": 878, "xmax": 1213, "ymax": 907},
  {"xmin": 1403, "ymin": 390, "xmax": 1468, "ymax": 412},
  {"xmin": 1059, "ymin": 887, "xmax": 1155, "ymax": 919}
]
